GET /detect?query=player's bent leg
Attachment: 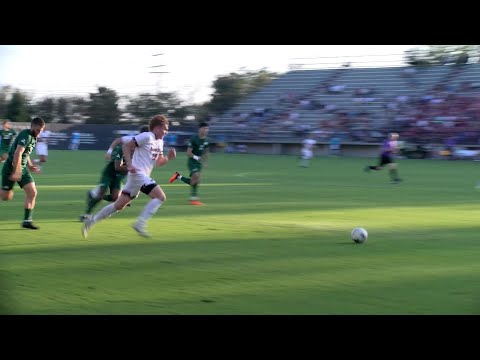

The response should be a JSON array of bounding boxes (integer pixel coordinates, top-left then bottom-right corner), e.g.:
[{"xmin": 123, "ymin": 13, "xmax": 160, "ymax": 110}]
[
  {"xmin": 22, "ymin": 182, "xmax": 37, "ymax": 212},
  {"xmin": 21, "ymin": 182, "xmax": 39, "ymax": 229},
  {"xmin": 387, "ymin": 163, "xmax": 402, "ymax": 183},
  {"xmin": 189, "ymin": 173, "xmax": 203, "ymax": 205},
  {"xmin": 134, "ymin": 185, "xmax": 165, "ymax": 237},
  {"xmin": 0, "ymin": 188, "xmax": 14, "ymax": 201}
]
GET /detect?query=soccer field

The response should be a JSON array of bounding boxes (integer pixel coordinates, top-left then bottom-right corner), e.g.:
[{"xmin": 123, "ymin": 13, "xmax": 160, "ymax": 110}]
[{"xmin": 1, "ymin": 150, "xmax": 480, "ymax": 314}]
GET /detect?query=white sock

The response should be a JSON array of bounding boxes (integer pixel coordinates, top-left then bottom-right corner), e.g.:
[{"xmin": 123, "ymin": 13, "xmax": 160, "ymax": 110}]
[
  {"xmin": 137, "ymin": 198, "xmax": 163, "ymax": 225},
  {"xmin": 90, "ymin": 185, "xmax": 101, "ymax": 198},
  {"xmin": 92, "ymin": 203, "xmax": 118, "ymax": 223}
]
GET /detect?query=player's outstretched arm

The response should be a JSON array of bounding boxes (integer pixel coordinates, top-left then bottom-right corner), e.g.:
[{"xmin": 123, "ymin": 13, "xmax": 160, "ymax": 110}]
[{"xmin": 105, "ymin": 137, "xmax": 123, "ymax": 160}]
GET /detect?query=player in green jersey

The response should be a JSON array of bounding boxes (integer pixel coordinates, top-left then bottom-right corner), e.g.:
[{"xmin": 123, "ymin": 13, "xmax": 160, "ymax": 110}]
[
  {"xmin": 169, "ymin": 122, "xmax": 209, "ymax": 205},
  {"xmin": 0, "ymin": 120, "xmax": 17, "ymax": 164},
  {"xmin": 80, "ymin": 125, "xmax": 150, "ymax": 221},
  {"xmin": 0, "ymin": 117, "xmax": 45, "ymax": 229}
]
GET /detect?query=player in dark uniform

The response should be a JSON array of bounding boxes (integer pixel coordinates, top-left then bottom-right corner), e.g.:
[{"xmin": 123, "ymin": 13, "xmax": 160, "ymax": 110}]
[
  {"xmin": 0, "ymin": 117, "xmax": 45, "ymax": 229},
  {"xmin": 80, "ymin": 125, "xmax": 150, "ymax": 221},
  {"xmin": 0, "ymin": 120, "xmax": 17, "ymax": 164},
  {"xmin": 169, "ymin": 122, "xmax": 209, "ymax": 205},
  {"xmin": 364, "ymin": 132, "xmax": 402, "ymax": 184}
]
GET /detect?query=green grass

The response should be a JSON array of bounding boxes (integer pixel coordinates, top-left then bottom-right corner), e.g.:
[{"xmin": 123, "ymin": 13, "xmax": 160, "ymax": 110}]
[{"xmin": 2, "ymin": 150, "xmax": 480, "ymax": 314}]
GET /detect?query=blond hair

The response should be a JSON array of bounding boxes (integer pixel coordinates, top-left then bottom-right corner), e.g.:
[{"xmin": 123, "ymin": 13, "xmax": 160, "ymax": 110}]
[{"xmin": 149, "ymin": 115, "xmax": 169, "ymax": 131}]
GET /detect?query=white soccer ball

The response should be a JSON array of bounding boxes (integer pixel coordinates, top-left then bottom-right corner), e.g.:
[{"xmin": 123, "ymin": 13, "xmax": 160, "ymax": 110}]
[{"xmin": 351, "ymin": 227, "xmax": 368, "ymax": 244}]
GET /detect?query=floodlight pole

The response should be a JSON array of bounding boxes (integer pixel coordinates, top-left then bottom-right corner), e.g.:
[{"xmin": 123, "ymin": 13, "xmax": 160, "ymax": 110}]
[{"xmin": 149, "ymin": 53, "xmax": 170, "ymax": 94}]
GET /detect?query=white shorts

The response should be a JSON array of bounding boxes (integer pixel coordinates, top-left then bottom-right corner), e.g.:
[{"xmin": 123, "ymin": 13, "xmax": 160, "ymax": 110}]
[
  {"xmin": 36, "ymin": 143, "xmax": 48, "ymax": 156},
  {"xmin": 301, "ymin": 149, "xmax": 313, "ymax": 159},
  {"xmin": 122, "ymin": 172, "xmax": 156, "ymax": 199}
]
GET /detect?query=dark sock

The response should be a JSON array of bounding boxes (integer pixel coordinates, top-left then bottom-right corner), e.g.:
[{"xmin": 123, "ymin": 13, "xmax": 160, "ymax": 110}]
[
  {"xmin": 191, "ymin": 184, "xmax": 198, "ymax": 197},
  {"xmin": 180, "ymin": 177, "xmax": 191, "ymax": 185},
  {"xmin": 23, "ymin": 208, "xmax": 32, "ymax": 222},
  {"xmin": 103, "ymin": 194, "xmax": 113, "ymax": 202},
  {"xmin": 86, "ymin": 197, "xmax": 101, "ymax": 214}
]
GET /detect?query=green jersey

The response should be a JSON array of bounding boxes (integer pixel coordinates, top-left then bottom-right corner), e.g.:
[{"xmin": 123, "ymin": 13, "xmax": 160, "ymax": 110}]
[
  {"xmin": 187, "ymin": 135, "xmax": 209, "ymax": 175},
  {"xmin": 6, "ymin": 129, "xmax": 37, "ymax": 168},
  {"xmin": 188, "ymin": 135, "xmax": 209, "ymax": 159},
  {"xmin": 106, "ymin": 144, "xmax": 126, "ymax": 175},
  {"xmin": 96, "ymin": 143, "xmax": 126, "ymax": 191},
  {"xmin": 0, "ymin": 128, "xmax": 16, "ymax": 151}
]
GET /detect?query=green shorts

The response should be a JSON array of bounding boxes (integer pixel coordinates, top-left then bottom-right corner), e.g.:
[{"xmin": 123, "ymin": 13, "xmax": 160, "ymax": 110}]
[
  {"xmin": 98, "ymin": 167, "xmax": 125, "ymax": 192},
  {"xmin": 188, "ymin": 158, "xmax": 202, "ymax": 177},
  {"xmin": 1, "ymin": 162, "xmax": 35, "ymax": 191}
]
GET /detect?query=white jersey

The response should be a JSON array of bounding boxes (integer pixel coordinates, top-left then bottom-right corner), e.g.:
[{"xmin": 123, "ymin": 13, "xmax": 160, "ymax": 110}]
[
  {"xmin": 302, "ymin": 138, "xmax": 316, "ymax": 151},
  {"xmin": 132, "ymin": 131, "xmax": 163, "ymax": 176},
  {"xmin": 121, "ymin": 135, "xmax": 134, "ymax": 144},
  {"xmin": 37, "ymin": 130, "xmax": 51, "ymax": 144}
]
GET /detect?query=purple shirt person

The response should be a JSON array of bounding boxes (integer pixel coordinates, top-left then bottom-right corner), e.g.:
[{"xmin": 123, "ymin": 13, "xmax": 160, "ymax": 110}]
[{"xmin": 365, "ymin": 133, "xmax": 402, "ymax": 183}]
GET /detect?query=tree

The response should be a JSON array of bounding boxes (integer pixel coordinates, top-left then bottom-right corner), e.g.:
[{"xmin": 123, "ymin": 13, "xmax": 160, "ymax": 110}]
[
  {"xmin": 0, "ymin": 86, "xmax": 14, "ymax": 119},
  {"xmin": 56, "ymin": 98, "xmax": 69, "ymax": 123},
  {"xmin": 69, "ymin": 96, "xmax": 89, "ymax": 123},
  {"xmin": 5, "ymin": 90, "xmax": 31, "ymax": 122},
  {"xmin": 85, "ymin": 86, "xmax": 121, "ymax": 124},
  {"xmin": 405, "ymin": 45, "xmax": 479, "ymax": 66},
  {"xmin": 30, "ymin": 97, "xmax": 56, "ymax": 122},
  {"xmin": 125, "ymin": 92, "xmax": 186, "ymax": 123},
  {"xmin": 207, "ymin": 69, "xmax": 279, "ymax": 114}
]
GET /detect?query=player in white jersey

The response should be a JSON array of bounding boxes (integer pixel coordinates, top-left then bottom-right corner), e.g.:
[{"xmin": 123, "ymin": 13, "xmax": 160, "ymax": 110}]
[
  {"xmin": 82, "ymin": 115, "xmax": 177, "ymax": 238},
  {"xmin": 34, "ymin": 129, "xmax": 51, "ymax": 170},
  {"xmin": 299, "ymin": 134, "xmax": 316, "ymax": 167}
]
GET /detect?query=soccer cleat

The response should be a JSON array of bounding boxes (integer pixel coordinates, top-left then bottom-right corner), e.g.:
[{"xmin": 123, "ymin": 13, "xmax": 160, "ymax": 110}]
[
  {"xmin": 22, "ymin": 221, "xmax": 39, "ymax": 230},
  {"xmin": 189, "ymin": 200, "xmax": 204, "ymax": 206},
  {"xmin": 169, "ymin": 171, "xmax": 180, "ymax": 183},
  {"xmin": 81, "ymin": 218, "xmax": 93, "ymax": 239},
  {"xmin": 132, "ymin": 223, "xmax": 150, "ymax": 237},
  {"xmin": 390, "ymin": 178, "xmax": 403, "ymax": 184}
]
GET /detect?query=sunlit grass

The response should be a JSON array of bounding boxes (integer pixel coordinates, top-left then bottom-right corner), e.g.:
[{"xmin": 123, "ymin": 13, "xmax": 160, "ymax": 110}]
[{"xmin": 1, "ymin": 151, "xmax": 480, "ymax": 314}]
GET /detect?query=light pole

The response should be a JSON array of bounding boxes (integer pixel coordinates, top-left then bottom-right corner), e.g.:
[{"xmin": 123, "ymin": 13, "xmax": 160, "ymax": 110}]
[{"xmin": 149, "ymin": 53, "xmax": 169, "ymax": 94}]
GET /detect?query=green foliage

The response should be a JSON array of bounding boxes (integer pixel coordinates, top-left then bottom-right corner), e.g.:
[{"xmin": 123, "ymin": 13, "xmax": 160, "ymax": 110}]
[
  {"xmin": 0, "ymin": 85, "xmax": 12, "ymax": 119},
  {"xmin": 56, "ymin": 98, "xmax": 69, "ymax": 123},
  {"xmin": 125, "ymin": 92, "xmax": 185, "ymax": 123},
  {"xmin": 29, "ymin": 97, "xmax": 56, "ymax": 122},
  {"xmin": 85, "ymin": 86, "xmax": 121, "ymax": 124},
  {"xmin": 5, "ymin": 90, "xmax": 31, "ymax": 122},
  {"xmin": 405, "ymin": 45, "xmax": 480, "ymax": 66},
  {"xmin": 207, "ymin": 68, "xmax": 279, "ymax": 114}
]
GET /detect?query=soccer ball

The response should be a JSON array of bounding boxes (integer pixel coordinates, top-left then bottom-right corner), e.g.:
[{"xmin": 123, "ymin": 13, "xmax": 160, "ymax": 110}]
[{"xmin": 351, "ymin": 227, "xmax": 368, "ymax": 244}]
